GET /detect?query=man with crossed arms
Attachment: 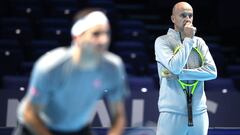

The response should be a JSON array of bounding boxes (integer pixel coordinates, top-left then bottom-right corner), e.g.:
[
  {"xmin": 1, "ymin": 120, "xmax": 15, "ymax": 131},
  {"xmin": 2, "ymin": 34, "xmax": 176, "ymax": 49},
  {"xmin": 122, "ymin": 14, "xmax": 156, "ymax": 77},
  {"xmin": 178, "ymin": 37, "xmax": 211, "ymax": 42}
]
[{"xmin": 155, "ymin": 2, "xmax": 217, "ymax": 135}]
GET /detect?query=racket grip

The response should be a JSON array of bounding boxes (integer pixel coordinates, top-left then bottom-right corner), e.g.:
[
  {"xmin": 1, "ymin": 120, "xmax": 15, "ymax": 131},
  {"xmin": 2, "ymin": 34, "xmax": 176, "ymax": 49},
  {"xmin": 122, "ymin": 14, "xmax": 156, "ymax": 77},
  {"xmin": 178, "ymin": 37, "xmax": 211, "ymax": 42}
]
[{"xmin": 187, "ymin": 94, "xmax": 194, "ymax": 127}]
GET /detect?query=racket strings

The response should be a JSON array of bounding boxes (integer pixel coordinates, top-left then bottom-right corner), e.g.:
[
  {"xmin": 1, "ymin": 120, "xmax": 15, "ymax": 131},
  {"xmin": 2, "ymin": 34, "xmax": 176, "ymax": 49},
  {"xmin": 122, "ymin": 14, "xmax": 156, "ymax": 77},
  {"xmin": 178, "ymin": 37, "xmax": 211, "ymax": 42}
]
[
  {"xmin": 187, "ymin": 49, "xmax": 202, "ymax": 69},
  {"xmin": 182, "ymin": 48, "xmax": 202, "ymax": 85}
]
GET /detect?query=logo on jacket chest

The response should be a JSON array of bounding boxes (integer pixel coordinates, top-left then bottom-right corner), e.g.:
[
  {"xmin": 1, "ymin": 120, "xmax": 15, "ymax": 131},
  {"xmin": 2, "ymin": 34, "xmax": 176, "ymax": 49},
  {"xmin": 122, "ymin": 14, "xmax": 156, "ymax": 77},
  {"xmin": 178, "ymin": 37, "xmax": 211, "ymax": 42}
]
[{"xmin": 93, "ymin": 79, "xmax": 102, "ymax": 89}]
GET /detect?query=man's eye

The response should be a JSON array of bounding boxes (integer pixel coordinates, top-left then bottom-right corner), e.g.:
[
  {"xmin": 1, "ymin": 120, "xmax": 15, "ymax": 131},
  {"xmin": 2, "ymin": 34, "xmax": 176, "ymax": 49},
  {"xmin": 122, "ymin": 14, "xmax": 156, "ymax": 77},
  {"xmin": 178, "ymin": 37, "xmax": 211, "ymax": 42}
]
[
  {"xmin": 181, "ymin": 13, "xmax": 193, "ymax": 18},
  {"xmin": 180, "ymin": 14, "xmax": 186, "ymax": 18},
  {"xmin": 93, "ymin": 31, "xmax": 101, "ymax": 37},
  {"xmin": 92, "ymin": 31, "xmax": 111, "ymax": 37}
]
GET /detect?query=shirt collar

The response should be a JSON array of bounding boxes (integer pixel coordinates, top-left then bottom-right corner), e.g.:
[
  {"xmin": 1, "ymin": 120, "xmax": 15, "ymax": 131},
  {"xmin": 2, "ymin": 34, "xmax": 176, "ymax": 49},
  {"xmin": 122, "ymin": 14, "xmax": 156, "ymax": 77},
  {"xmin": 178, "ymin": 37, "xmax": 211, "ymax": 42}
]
[{"xmin": 167, "ymin": 28, "xmax": 182, "ymax": 42}]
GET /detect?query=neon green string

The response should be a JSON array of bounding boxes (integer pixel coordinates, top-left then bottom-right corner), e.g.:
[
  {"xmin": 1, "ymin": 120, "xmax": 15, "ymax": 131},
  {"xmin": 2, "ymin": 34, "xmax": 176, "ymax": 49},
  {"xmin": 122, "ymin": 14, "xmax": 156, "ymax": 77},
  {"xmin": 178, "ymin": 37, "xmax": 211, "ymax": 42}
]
[{"xmin": 193, "ymin": 47, "xmax": 204, "ymax": 64}]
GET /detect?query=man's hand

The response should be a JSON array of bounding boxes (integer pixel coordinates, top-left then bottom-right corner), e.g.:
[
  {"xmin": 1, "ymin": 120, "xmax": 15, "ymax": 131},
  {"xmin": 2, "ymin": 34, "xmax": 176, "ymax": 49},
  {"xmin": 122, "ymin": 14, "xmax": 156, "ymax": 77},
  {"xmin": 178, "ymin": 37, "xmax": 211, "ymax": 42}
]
[
  {"xmin": 107, "ymin": 102, "xmax": 126, "ymax": 135},
  {"xmin": 108, "ymin": 130, "xmax": 122, "ymax": 135},
  {"xmin": 23, "ymin": 100, "xmax": 53, "ymax": 135},
  {"xmin": 183, "ymin": 22, "xmax": 196, "ymax": 38},
  {"xmin": 161, "ymin": 69, "xmax": 178, "ymax": 80}
]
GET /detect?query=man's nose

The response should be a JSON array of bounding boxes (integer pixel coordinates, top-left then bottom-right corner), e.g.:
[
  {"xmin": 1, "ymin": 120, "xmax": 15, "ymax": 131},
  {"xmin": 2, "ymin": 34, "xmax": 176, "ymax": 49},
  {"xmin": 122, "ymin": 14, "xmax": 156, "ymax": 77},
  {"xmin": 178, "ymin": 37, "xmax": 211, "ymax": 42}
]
[
  {"xmin": 185, "ymin": 15, "xmax": 191, "ymax": 20},
  {"xmin": 185, "ymin": 18, "xmax": 192, "ymax": 24}
]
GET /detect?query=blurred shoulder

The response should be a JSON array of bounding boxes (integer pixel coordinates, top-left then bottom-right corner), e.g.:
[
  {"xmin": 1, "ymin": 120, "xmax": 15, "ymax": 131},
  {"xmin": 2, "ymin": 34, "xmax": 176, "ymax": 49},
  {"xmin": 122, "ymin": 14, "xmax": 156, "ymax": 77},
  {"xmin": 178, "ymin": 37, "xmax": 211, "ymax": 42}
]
[
  {"xmin": 102, "ymin": 52, "xmax": 124, "ymax": 68},
  {"xmin": 34, "ymin": 47, "xmax": 69, "ymax": 73}
]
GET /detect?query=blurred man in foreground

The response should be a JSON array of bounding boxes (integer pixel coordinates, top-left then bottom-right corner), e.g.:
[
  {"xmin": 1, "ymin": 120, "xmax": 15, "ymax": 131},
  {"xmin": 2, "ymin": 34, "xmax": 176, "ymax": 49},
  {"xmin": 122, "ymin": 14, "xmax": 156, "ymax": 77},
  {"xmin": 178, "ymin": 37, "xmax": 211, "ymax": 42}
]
[{"xmin": 13, "ymin": 9, "xmax": 129, "ymax": 135}]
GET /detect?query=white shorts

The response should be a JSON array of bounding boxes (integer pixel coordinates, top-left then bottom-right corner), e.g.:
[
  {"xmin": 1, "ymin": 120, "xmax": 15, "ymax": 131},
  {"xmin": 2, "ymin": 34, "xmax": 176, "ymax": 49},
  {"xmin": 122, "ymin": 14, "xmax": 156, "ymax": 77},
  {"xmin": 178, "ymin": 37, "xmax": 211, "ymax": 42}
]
[{"xmin": 156, "ymin": 112, "xmax": 209, "ymax": 135}]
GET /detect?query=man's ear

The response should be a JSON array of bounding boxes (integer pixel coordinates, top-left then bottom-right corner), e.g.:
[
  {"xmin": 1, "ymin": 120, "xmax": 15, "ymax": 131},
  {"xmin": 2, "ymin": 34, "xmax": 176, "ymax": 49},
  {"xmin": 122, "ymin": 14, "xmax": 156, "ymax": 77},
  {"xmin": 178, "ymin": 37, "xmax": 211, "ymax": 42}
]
[
  {"xmin": 74, "ymin": 35, "xmax": 84, "ymax": 45},
  {"xmin": 171, "ymin": 15, "xmax": 175, "ymax": 23}
]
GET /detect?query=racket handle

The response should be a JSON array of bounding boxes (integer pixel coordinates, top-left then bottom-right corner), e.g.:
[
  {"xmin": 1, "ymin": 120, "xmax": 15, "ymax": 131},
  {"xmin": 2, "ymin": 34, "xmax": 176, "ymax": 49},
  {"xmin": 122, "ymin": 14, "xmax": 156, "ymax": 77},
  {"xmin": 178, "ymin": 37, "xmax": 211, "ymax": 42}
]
[{"xmin": 187, "ymin": 94, "xmax": 194, "ymax": 127}]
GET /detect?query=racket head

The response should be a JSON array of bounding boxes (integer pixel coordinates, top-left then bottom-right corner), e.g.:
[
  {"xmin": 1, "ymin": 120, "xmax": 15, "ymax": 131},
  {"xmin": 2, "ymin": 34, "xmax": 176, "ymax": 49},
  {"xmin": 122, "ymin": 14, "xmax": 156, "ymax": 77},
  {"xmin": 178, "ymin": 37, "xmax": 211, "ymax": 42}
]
[{"xmin": 175, "ymin": 46, "xmax": 204, "ymax": 92}]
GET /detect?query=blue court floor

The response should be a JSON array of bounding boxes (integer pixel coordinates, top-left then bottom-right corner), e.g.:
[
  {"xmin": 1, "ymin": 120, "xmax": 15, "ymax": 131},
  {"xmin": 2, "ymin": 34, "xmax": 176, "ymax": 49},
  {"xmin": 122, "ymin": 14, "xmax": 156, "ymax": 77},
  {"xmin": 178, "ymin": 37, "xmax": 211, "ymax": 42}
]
[{"xmin": 1, "ymin": 127, "xmax": 240, "ymax": 135}]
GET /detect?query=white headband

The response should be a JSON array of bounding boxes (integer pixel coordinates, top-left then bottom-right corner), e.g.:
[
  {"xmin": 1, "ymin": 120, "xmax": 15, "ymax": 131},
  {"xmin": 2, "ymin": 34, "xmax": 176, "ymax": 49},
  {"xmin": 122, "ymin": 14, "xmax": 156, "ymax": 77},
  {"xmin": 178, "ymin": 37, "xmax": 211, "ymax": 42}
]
[{"xmin": 71, "ymin": 11, "xmax": 109, "ymax": 36}]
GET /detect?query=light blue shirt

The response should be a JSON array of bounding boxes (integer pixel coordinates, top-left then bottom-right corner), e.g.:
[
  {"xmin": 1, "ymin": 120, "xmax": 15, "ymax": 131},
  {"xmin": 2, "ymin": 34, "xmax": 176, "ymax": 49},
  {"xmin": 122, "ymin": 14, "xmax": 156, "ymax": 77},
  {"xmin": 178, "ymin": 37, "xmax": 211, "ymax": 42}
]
[
  {"xmin": 155, "ymin": 28, "xmax": 217, "ymax": 115},
  {"xmin": 18, "ymin": 47, "xmax": 129, "ymax": 131}
]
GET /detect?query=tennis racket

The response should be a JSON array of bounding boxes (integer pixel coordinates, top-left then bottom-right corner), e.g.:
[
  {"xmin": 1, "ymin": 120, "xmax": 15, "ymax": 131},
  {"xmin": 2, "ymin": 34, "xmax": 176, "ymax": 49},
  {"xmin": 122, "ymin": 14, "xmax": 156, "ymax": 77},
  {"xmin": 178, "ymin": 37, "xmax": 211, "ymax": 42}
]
[{"xmin": 173, "ymin": 45, "xmax": 204, "ymax": 126}]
